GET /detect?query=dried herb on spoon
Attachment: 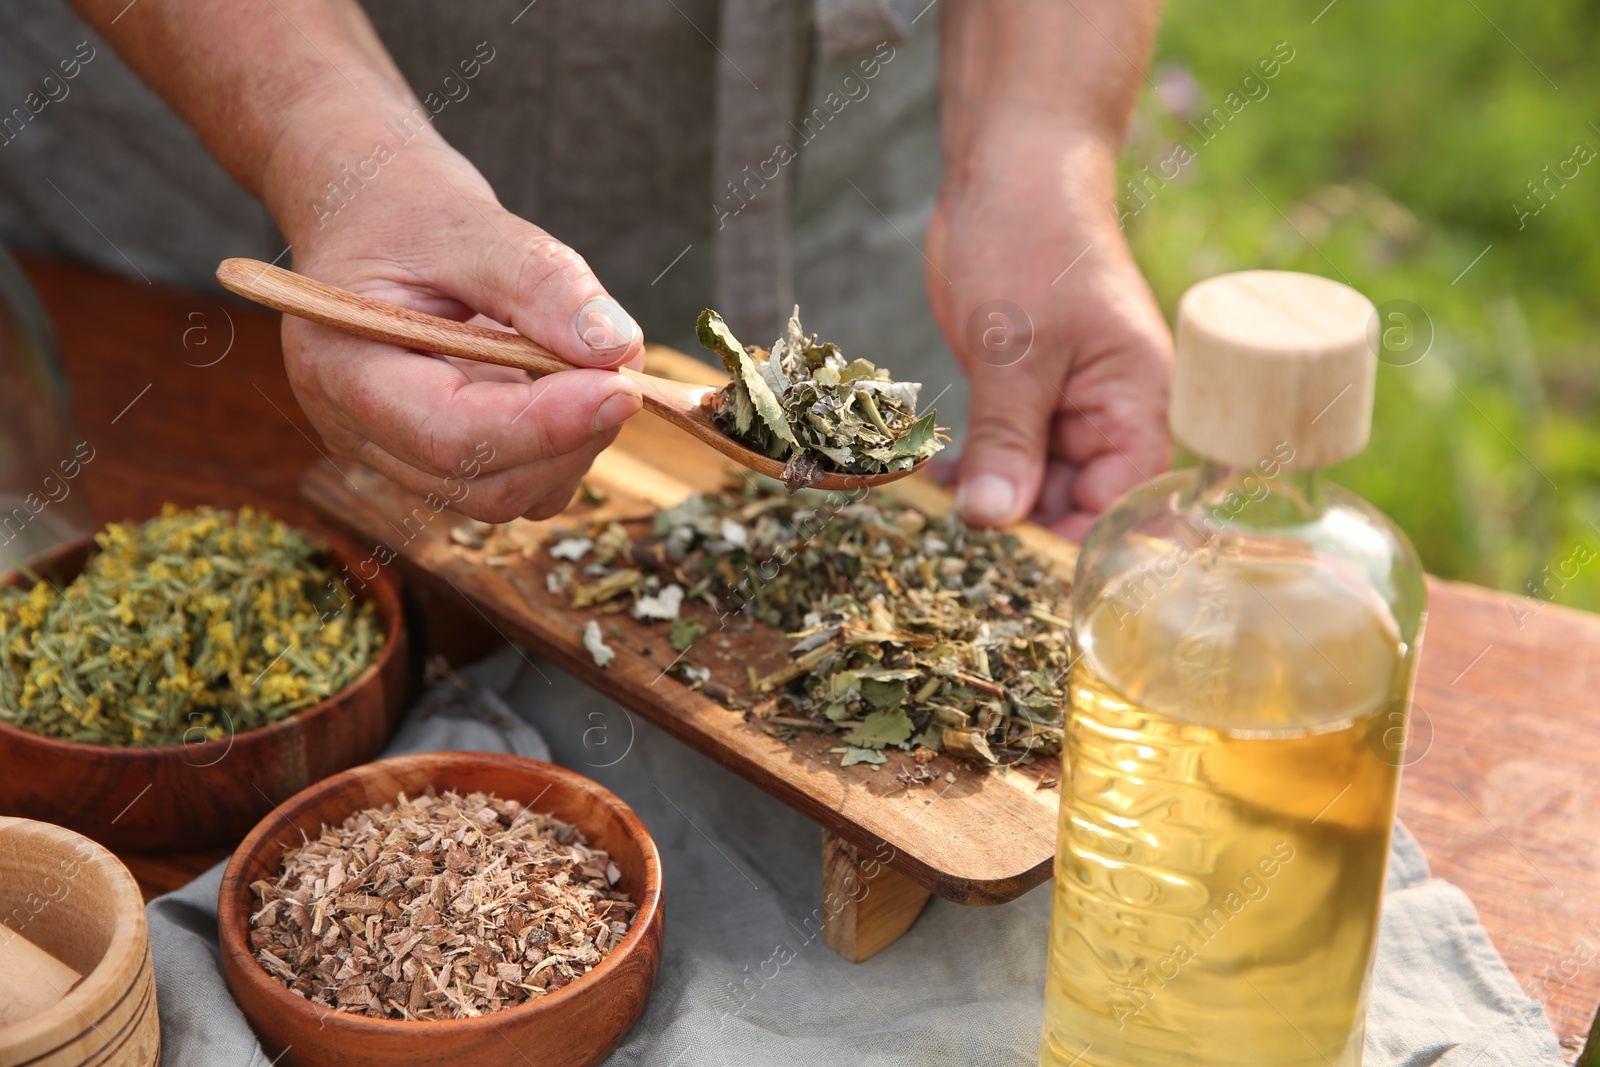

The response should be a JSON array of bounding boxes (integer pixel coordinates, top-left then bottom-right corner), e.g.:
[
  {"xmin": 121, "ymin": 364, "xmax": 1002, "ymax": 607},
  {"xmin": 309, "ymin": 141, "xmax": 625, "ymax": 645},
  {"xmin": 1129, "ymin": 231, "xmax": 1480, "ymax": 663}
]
[{"xmin": 696, "ymin": 308, "xmax": 946, "ymax": 491}]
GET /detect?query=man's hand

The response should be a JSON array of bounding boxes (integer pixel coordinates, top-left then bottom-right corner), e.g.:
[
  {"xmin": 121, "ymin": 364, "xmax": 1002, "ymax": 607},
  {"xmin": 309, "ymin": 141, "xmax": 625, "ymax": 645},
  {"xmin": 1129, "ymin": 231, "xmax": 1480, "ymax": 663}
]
[
  {"xmin": 935, "ymin": 0, "xmax": 1172, "ymax": 539},
  {"xmin": 70, "ymin": 0, "xmax": 644, "ymax": 522},
  {"xmin": 274, "ymin": 144, "xmax": 644, "ymax": 523},
  {"xmin": 926, "ymin": 141, "xmax": 1171, "ymax": 540}
]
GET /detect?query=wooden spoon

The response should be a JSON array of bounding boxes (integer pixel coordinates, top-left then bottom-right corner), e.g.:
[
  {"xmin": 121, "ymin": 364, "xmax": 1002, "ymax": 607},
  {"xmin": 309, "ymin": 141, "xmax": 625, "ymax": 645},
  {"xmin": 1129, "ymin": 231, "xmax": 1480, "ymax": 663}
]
[{"xmin": 215, "ymin": 258, "xmax": 925, "ymax": 491}]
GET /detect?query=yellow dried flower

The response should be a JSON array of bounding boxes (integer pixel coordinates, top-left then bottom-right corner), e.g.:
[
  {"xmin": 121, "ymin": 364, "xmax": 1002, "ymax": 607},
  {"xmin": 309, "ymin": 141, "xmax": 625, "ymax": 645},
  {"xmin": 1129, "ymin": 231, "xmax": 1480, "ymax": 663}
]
[{"xmin": 0, "ymin": 506, "xmax": 383, "ymax": 747}]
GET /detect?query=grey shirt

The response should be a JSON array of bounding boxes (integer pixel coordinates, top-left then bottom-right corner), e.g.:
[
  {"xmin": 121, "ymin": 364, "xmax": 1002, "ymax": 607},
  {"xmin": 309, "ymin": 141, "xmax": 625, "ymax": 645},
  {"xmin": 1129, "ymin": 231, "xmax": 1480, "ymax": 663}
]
[{"xmin": 0, "ymin": 0, "xmax": 968, "ymax": 435}]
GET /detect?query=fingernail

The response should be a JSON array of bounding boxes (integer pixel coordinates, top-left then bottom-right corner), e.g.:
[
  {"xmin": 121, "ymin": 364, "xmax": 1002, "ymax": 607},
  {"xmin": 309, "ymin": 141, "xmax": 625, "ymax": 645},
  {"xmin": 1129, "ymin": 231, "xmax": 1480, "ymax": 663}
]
[
  {"xmin": 593, "ymin": 388, "xmax": 642, "ymax": 432},
  {"xmin": 574, "ymin": 296, "xmax": 639, "ymax": 354},
  {"xmin": 957, "ymin": 474, "xmax": 1019, "ymax": 524}
]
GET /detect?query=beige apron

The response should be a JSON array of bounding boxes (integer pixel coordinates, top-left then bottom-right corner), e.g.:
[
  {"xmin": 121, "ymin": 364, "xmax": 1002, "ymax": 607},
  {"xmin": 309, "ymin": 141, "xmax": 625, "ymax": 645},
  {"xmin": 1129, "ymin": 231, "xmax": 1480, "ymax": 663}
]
[{"xmin": 0, "ymin": 0, "xmax": 962, "ymax": 428}]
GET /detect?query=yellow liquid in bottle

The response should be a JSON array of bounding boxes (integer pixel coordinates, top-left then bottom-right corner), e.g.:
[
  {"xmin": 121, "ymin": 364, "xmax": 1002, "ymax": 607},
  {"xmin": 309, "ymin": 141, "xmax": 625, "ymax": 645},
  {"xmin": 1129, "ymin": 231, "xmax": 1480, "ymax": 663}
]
[{"xmin": 1040, "ymin": 553, "xmax": 1413, "ymax": 1067}]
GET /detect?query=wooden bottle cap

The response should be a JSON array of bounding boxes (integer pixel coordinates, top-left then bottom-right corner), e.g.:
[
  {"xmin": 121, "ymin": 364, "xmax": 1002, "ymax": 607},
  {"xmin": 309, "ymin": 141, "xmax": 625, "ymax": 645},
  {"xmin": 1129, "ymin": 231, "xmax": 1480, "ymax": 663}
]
[{"xmin": 1171, "ymin": 271, "xmax": 1378, "ymax": 470}]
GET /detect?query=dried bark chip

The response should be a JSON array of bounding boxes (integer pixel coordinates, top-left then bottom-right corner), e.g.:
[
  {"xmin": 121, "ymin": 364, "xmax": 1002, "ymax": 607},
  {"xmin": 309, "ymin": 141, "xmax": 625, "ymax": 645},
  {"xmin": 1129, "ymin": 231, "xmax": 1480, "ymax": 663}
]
[{"xmin": 248, "ymin": 787, "xmax": 635, "ymax": 1020}]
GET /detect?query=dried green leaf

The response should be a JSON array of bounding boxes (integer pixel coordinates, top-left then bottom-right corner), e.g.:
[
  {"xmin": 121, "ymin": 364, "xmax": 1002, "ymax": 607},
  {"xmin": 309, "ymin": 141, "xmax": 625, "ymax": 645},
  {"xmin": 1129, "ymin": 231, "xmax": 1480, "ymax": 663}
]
[
  {"xmin": 840, "ymin": 358, "xmax": 878, "ymax": 383},
  {"xmin": 860, "ymin": 677, "xmax": 909, "ymax": 711},
  {"xmin": 732, "ymin": 382, "xmax": 755, "ymax": 436},
  {"xmin": 669, "ymin": 618, "xmax": 706, "ymax": 652},
  {"xmin": 857, "ymin": 667, "xmax": 923, "ymax": 682},
  {"xmin": 696, "ymin": 309, "xmax": 745, "ymax": 374},
  {"xmin": 842, "ymin": 708, "xmax": 915, "ymax": 749},
  {"xmin": 737, "ymin": 348, "xmax": 796, "ymax": 452},
  {"xmin": 892, "ymin": 412, "xmax": 941, "ymax": 459},
  {"xmin": 592, "ymin": 522, "xmax": 631, "ymax": 565},
  {"xmin": 571, "ymin": 569, "xmax": 642, "ymax": 608},
  {"xmin": 840, "ymin": 746, "xmax": 888, "ymax": 767}
]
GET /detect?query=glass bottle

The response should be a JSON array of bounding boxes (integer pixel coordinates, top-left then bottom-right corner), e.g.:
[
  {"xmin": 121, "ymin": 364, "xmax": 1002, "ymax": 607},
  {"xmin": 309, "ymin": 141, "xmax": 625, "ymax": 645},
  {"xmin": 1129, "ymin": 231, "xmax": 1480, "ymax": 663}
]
[
  {"xmin": 1039, "ymin": 271, "xmax": 1427, "ymax": 1067},
  {"xmin": 0, "ymin": 243, "xmax": 92, "ymax": 567}
]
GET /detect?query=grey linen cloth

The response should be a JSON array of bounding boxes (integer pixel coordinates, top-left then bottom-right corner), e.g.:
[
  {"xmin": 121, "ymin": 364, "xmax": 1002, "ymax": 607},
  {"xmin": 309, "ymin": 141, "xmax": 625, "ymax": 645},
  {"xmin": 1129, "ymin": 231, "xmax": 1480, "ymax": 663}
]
[{"xmin": 148, "ymin": 648, "xmax": 1564, "ymax": 1066}]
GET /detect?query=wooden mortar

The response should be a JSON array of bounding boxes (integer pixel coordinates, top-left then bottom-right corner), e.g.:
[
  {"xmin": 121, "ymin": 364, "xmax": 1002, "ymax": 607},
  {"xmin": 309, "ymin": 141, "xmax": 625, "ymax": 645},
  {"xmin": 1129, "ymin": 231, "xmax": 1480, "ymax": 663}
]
[{"xmin": 0, "ymin": 817, "xmax": 159, "ymax": 1067}]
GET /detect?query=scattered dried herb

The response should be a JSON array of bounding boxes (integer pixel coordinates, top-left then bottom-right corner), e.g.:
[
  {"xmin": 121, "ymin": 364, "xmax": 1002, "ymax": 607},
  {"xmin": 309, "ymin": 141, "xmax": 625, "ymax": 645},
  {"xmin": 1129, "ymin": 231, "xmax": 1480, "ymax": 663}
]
[
  {"xmin": 0, "ymin": 505, "xmax": 381, "ymax": 746},
  {"xmin": 249, "ymin": 788, "xmax": 636, "ymax": 1019},
  {"xmin": 669, "ymin": 619, "xmax": 706, "ymax": 652},
  {"xmin": 582, "ymin": 620, "xmax": 616, "ymax": 668},
  {"xmin": 449, "ymin": 520, "xmax": 492, "ymax": 550},
  {"xmin": 696, "ymin": 308, "xmax": 946, "ymax": 490},
  {"xmin": 551, "ymin": 479, "xmax": 1071, "ymax": 765}
]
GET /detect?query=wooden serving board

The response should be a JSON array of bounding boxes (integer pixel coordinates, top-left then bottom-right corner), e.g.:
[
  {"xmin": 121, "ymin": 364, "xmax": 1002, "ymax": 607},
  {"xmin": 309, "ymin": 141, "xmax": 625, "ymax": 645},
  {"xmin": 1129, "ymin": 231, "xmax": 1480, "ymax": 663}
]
[{"xmin": 301, "ymin": 347, "xmax": 1078, "ymax": 913}]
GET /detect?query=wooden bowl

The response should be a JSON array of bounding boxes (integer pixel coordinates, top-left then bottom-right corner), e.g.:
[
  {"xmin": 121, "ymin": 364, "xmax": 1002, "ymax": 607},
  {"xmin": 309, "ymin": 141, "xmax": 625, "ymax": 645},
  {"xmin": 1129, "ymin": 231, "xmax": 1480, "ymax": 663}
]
[
  {"xmin": 0, "ymin": 817, "xmax": 159, "ymax": 1067},
  {"xmin": 217, "ymin": 752, "xmax": 664, "ymax": 1067},
  {"xmin": 0, "ymin": 527, "xmax": 407, "ymax": 851}
]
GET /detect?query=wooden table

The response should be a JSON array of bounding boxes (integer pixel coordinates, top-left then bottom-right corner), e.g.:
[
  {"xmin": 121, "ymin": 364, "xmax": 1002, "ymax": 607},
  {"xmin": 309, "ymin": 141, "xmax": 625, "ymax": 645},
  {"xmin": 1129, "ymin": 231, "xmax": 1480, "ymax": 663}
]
[{"xmin": 21, "ymin": 253, "xmax": 1600, "ymax": 1058}]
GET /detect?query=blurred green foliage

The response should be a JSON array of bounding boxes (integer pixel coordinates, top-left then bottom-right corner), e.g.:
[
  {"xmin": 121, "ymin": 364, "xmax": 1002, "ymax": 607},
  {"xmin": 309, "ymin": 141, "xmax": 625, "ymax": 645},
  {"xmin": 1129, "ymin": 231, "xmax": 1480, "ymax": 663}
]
[{"xmin": 1124, "ymin": 0, "xmax": 1600, "ymax": 612}]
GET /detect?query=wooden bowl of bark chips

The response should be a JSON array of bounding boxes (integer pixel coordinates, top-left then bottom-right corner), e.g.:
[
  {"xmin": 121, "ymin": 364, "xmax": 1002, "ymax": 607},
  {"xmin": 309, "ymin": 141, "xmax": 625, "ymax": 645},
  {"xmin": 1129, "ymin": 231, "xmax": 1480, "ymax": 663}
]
[{"xmin": 218, "ymin": 752, "xmax": 664, "ymax": 1067}]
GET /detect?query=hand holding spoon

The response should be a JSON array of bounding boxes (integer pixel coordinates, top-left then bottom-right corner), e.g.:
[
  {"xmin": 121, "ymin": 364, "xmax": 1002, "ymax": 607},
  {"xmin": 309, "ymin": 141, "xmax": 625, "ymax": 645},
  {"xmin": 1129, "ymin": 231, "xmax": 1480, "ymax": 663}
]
[{"xmin": 215, "ymin": 259, "xmax": 926, "ymax": 491}]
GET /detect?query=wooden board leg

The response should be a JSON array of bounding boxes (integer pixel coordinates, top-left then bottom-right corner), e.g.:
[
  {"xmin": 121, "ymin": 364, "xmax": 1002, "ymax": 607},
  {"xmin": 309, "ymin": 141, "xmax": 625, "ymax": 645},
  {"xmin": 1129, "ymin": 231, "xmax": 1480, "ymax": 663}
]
[{"xmin": 820, "ymin": 830, "xmax": 933, "ymax": 962}]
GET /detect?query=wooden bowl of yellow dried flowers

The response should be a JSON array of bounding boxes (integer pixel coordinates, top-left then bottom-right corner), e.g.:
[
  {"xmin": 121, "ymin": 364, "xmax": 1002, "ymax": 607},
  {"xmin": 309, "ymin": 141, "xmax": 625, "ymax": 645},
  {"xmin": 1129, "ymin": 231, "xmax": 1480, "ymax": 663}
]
[
  {"xmin": 217, "ymin": 751, "xmax": 664, "ymax": 1067},
  {"xmin": 0, "ymin": 506, "xmax": 406, "ymax": 851}
]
